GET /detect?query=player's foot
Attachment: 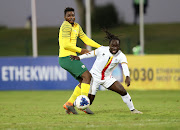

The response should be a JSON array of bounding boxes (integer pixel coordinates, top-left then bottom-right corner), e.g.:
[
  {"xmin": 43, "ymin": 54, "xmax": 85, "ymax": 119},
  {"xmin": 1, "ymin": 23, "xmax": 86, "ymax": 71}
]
[
  {"xmin": 63, "ymin": 102, "xmax": 78, "ymax": 114},
  {"xmin": 131, "ymin": 109, "xmax": 143, "ymax": 114},
  {"xmin": 65, "ymin": 109, "xmax": 71, "ymax": 114},
  {"xmin": 81, "ymin": 107, "xmax": 94, "ymax": 114}
]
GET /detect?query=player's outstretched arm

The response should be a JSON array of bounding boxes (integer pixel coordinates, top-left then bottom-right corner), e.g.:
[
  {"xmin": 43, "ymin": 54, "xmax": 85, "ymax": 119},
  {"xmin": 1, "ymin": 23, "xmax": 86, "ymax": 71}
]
[
  {"xmin": 79, "ymin": 50, "xmax": 96, "ymax": 60},
  {"xmin": 121, "ymin": 63, "xmax": 131, "ymax": 87},
  {"xmin": 80, "ymin": 35, "xmax": 101, "ymax": 48},
  {"xmin": 70, "ymin": 55, "xmax": 80, "ymax": 60},
  {"xmin": 78, "ymin": 26, "xmax": 101, "ymax": 48},
  {"xmin": 70, "ymin": 50, "xmax": 96, "ymax": 61},
  {"xmin": 80, "ymin": 48, "xmax": 89, "ymax": 54}
]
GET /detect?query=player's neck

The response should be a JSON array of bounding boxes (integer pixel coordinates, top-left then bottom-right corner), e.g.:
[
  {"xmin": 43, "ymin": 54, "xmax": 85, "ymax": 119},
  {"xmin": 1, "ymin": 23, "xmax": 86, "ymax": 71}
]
[
  {"xmin": 71, "ymin": 23, "xmax": 74, "ymax": 27},
  {"xmin": 65, "ymin": 20, "xmax": 74, "ymax": 26}
]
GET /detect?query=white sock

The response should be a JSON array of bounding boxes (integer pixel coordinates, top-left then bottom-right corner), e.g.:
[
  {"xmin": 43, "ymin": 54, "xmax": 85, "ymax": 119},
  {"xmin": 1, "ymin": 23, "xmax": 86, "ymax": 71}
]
[{"xmin": 121, "ymin": 93, "xmax": 135, "ymax": 111}]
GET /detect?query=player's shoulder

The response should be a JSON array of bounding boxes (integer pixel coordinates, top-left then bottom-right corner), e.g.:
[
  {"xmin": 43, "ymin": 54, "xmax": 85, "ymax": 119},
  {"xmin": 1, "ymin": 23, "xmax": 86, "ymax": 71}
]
[
  {"xmin": 61, "ymin": 21, "xmax": 72, "ymax": 29},
  {"xmin": 71, "ymin": 22, "xmax": 81, "ymax": 30},
  {"xmin": 98, "ymin": 46, "xmax": 109, "ymax": 51},
  {"xmin": 118, "ymin": 51, "xmax": 127, "ymax": 59},
  {"xmin": 119, "ymin": 50, "xmax": 125, "ymax": 55},
  {"xmin": 95, "ymin": 46, "xmax": 109, "ymax": 56},
  {"xmin": 74, "ymin": 22, "xmax": 80, "ymax": 27}
]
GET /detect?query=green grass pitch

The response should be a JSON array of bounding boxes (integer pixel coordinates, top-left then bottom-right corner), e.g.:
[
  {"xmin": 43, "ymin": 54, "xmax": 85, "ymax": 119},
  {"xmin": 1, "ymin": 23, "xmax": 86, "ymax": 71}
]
[{"xmin": 0, "ymin": 90, "xmax": 180, "ymax": 129}]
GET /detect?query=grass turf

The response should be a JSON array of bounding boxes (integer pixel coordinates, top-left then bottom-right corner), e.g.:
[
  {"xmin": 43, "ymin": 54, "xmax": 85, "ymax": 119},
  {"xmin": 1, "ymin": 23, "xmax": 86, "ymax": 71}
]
[{"xmin": 0, "ymin": 90, "xmax": 179, "ymax": 129}]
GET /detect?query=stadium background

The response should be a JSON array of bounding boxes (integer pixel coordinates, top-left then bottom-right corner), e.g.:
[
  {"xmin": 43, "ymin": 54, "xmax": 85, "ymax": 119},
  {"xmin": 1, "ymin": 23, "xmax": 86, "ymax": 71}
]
[{"xmin": 0, "ymin": 0, "xmax": 180, "ymax": 129}]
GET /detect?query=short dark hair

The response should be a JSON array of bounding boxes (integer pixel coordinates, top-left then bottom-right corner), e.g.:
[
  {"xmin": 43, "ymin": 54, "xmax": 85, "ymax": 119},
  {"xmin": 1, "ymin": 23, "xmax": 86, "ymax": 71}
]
[
  {"xmin": 103, "ymin": 29, "xmax": 121, "ymax": 45},
  {"xmin": 64, "ymin": 7, "xmax": 74, "ymax": 16}
]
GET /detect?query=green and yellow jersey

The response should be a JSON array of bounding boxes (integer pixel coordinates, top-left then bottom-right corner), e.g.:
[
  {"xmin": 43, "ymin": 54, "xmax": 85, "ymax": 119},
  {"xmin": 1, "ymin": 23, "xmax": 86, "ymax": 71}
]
[{"xmin": 59, "ymin": 21, "xmax": 101, "ymax": 57}]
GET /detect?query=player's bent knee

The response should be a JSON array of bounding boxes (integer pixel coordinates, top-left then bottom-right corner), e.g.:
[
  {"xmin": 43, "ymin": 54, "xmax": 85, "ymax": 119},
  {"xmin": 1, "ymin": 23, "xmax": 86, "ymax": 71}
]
[
  {"xmin": 120, "ymin": 89, "xmax": 127, "ymax": 96},
  {"xmin": 118, "ymin": 84, "xmax": 127, "ymax": 96},
  {"xmin": 81, "ymin": 71, "xmax": 92, "ymax": 84}
]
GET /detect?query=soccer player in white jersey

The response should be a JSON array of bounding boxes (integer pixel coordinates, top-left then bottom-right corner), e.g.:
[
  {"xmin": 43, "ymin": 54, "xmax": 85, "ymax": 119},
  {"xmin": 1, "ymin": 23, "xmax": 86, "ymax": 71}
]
[{"xmin": 70, "ymin": 30, "xmax": 142, "ymax": 114}]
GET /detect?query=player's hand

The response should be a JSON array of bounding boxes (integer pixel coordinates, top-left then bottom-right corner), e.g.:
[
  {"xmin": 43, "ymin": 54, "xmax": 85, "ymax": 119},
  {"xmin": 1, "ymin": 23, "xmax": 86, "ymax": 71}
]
[
  {"xmin": 125, "ymin": 76, "xmax": 131, "ymax": 87},
  {"xmin": 70, "ymin": 55, "xmax": 80, "ymax": 61},
  {"xmin": 80, "ymin": 49, "xmax": 89, "ymax": 54}
]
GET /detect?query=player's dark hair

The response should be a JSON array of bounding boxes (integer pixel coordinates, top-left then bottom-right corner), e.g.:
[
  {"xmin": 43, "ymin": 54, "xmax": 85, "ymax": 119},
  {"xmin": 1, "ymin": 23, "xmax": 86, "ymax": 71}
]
[
  {"xmin": 103, "ymin": 29, "xmax": 120, "ymax": 45},
  {"xmin": 64, "ymin": 7, "xmax": 74, "ymax": 16}
]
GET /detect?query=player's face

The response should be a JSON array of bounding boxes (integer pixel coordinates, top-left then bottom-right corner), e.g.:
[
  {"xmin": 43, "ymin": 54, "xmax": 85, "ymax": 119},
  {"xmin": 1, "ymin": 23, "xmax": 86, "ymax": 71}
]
[
  {"xmin": 109, "ymin": 40, "xmax": 120, "ymax": 54},
  {"xmin": 64, "ymin": 11, "xmax": 75, "ymax": 24}
]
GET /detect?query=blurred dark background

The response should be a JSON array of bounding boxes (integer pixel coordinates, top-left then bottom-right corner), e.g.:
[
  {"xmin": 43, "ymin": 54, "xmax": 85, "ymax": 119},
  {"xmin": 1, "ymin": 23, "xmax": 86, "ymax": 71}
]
[{"xmin": 0, "ymin": 0, "xmax": 180, "ymax": 56}]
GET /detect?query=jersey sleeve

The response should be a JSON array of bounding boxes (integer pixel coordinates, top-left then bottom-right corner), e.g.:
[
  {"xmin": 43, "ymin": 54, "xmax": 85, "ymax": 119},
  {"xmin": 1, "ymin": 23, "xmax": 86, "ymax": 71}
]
[
  {"xmin": 120, "ymin": 52, "xmax": 129, "ymax": 76},
  {"xmin": 78, "ymin": 25, "xmax": 101, "ymax": 48},
  {"xmin": 79, "ymin": 50, "xmax": 96, "ymax": 60},
  {"xmin": 78, "ymin": 25, "xmax": 86, "ymax": 38},
  {"xmin": 122, "ymin": 63, "xmax": 130, "ymax": 77},
  {"xmin": 61, "ymin": 24, "xmax": 71, "ymax": 38},
  {"xmin": 119, "ymin": 52, "xmax": 128, "ymax": 64},
  {"xmin": 94, "ymin": 46, "xmax": 102, "ymax": 56},
  {"xmin": 61, "ymin": 24, "xmax": 82, "ymax": 53},
  {"xmin": 79, "ymin": 46, "xmax": 101, "ymax": 60}
]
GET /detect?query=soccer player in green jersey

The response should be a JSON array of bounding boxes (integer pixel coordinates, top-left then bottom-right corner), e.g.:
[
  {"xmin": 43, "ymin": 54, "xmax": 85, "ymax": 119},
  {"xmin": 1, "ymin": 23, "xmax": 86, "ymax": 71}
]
[{"xmin": 58, "ymin": 7, "xmax": 101, "ymax": 114}]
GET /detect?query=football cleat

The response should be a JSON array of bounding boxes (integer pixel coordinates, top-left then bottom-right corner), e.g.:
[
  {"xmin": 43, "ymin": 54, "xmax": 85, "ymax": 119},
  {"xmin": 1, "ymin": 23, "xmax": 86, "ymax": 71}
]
[
  {"xmin": 63, "ymin": 102, "xmax": 78, "ymax": 114},
  {"xmin": 131, "ymin": 109, "xmax": 143, "ymax": 114},
  {"xmin": 65, "ymin": 109, "xmax": 71, "ymax": 114},
  {"xmin": 81, "ymin": 107, "xmax": 94, "ymax": 114}
]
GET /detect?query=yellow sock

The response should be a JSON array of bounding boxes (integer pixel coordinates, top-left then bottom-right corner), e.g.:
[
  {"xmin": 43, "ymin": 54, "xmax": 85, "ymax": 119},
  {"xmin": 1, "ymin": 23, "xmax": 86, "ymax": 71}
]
[
  {"xmin": 68, "ymin": 85, "xmax": 81, "ymax": 104},
  {"xmin": 81, "ymin": 83, "xmax": 90, "ymax": 96}
]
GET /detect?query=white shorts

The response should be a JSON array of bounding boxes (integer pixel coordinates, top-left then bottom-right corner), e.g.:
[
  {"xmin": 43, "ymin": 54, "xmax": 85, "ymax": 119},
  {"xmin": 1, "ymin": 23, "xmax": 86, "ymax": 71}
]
[{"xmin": 89, "ymin": 75, "xmax": 117, "ymax": 95}]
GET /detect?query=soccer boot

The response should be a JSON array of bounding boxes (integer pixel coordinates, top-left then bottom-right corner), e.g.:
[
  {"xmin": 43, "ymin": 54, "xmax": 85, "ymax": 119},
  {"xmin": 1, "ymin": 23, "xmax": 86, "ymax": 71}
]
[
  {"xmin": 63, "ymin": 102, "xmax": 78, "ymax": 114},
  {"xmin": 131, "ymin": 109, "xmax": 143, "ymax": 114},
  {"xmin": 81, "ymin": 107, "xmax": 94, "ymax": 114},
  {"xmin": 65, "ymin": 109, "xmax": 71, "ymax": 114}
]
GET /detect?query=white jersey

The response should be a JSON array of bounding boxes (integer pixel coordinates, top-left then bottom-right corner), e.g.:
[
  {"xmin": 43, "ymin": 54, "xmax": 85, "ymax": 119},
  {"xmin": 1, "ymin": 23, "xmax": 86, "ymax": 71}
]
[{"xmin": 79, "ymin": 46, "xmax": 128, "ymax": 80}]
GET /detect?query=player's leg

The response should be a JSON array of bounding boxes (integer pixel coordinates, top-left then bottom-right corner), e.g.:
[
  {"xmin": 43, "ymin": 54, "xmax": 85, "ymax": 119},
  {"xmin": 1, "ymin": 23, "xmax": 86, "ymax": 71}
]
[
  {"xmin": 59, "ymin": 56, "xmax": 85, "ymax": 114},
  {"xmin": 108, "ymin": 81, "xmax": 134, "ymax": 110},
  {"xmin": 63, "ymin": 84, "xmax": 80, "ymax": 114},
  {"xmin": 80, "ymin": 70, "xmax": 92, "ymax": 96},
  {"xmin": 67, "ymin": 83, "xmax": 81, "ymax": 104},
  {"xmin": 66, "ymin": 75, "xmax": 94, "ymax": 114},
  {"xmin": 59, "ymin": 56, "xmax": 95, "ymax": 114},
  {"xmin": 88, "ymin": 76, "xmax": 100, "ymax": 105},
  {"xmin": 88, "ymin": 94, "xmax": 95, "ymax": 105},
  {"xmin": 78, "ymin": 76, "xmax": 99, "ymax": 114},
  {"xmin": 70, "ymin": 81, "xmax": 93, "ymax": 114},
  {"xmin": 108, "ymin": 81, "xmax": 142, "ymax": 114},
  {"xmin": 103, "ymin": 78, "xmax": 130, "ymax": 106},
  {"xmin": 67, "ymin": 69, "xmax": 92, "ymax": 106},
  {"xmin": 64, "ymin": 83, "xmax": 81, "ymax": 114},
  {"xmin": 108, "ymin": 81, "xmax": 127, "ymax": 95},
  {"xmin": 66, "ymin": 76, "xmax": 94, "ymax": 114},
  {"xmin": 61, "ymin": 58, "xmax": 92, "ymax": 97},
  {"xmin": 80, "ymin": 77, "xmax": 100, "ymax": 114}
]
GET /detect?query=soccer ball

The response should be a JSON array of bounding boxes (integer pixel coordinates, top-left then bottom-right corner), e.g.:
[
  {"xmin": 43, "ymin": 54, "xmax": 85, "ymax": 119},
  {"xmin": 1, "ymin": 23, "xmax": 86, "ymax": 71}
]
[{"xmin": 74, "ymin": 95, "xmax": 90, "ymax": 110}]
